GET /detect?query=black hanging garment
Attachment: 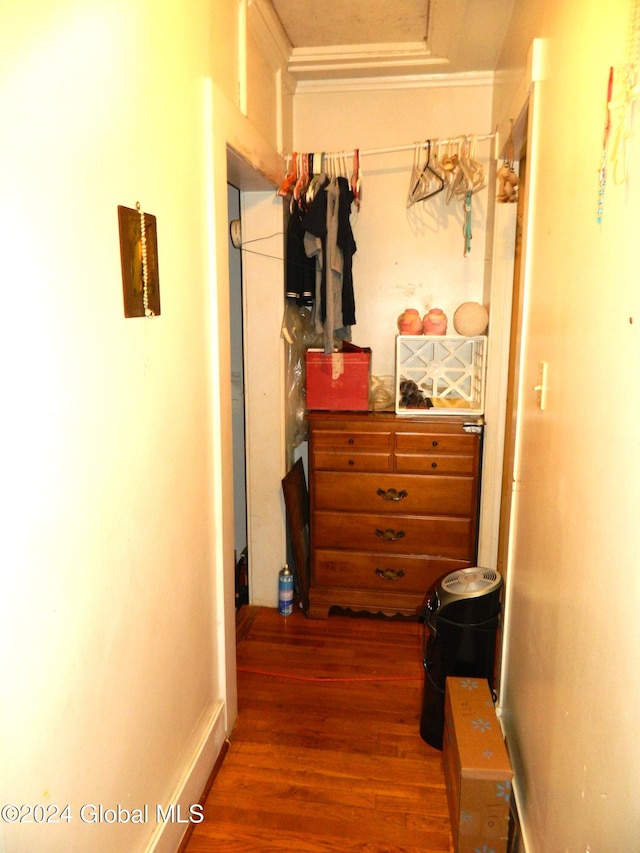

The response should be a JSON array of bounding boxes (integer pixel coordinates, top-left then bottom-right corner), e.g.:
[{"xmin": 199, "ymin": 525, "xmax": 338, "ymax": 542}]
[
  {"xmin": 336, "ymin": 176, "xmax": 357, "ymax": 329},
  {"xmin": 285, "ymin": 198, "xmax": 316, "ymax": 306}
]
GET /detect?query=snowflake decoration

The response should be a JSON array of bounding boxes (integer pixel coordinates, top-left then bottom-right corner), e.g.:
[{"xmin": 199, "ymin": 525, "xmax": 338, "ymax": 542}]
[
  {"xmin": 482, "ymin": 749, "xmax": 494, "ymax": 759},
  {"xmin": 460, "ymin": 678, "xmax": 479, "ymax": 690},
  {"xmin": 474, "ymin": 846, "xmax": 495, "ymax": 853},
  {"xmin": 496, "ymin": 780, "xmax": 511, "ymax": 803},
  {"xmin": 461, "ymin": 810, "xmax": 473, "ymax": 824},
  {"xmin": 472, "ymin": 717, "xmax": 492, "ymax": 733}
]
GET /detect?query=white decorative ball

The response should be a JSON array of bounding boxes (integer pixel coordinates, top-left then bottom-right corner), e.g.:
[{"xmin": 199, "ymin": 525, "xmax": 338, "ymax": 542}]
[{"xmin": 453, "ymin": 302, "xmax": 489, "ymax": 336}]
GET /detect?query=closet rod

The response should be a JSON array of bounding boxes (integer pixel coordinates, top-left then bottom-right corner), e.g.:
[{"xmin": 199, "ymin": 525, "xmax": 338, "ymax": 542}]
[
  {"xmin": 357, "ymin": 132, "xmax": 495, "ymax": 158},
  {"xmin": 287, "ymin": 133, "xmax": 496, "ymax": 162}
]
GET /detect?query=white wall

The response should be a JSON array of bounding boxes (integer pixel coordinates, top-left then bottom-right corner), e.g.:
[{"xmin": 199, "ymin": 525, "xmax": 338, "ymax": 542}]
[
  {"xmin": 240, "ymin": 193, "xmax": 288, "ymax": 606},
  {"xmin": 293, "ymin": 77, "xmax": 494, "ymax": 379},
  {"xmin": 0, "ymin": 2, "xmax": 289, "ymax": 851},
  {"xmin": 493, "ymin": 1, "xmax": 640, "ymax": 850}
]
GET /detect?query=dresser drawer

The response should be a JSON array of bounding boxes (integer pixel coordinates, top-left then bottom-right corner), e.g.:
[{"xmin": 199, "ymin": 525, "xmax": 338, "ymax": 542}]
[
  {"xmin": 313, "ymin": 451, "xmax": 392, "ymax": 472},
  {"xmin": 313, "ymin": 550, "xmax": 470, "ymax": 592},
  {"xmin": 313, "ymin": 511, "xmax": 472, "ymax": 558},
  {"xmin": 312, "ymin": 428, "xmax": 392, "ymax": 453},
  {"xmin": 313, "ymin": 471, "xmax": 475, "ymax": 516},
  {"xmin": 395, "ymin": 432, "xmax": 474, "ymax": 455},
  {"xmin": 395, "ymin": 453, "xmax": 476, "ymax": 475}
]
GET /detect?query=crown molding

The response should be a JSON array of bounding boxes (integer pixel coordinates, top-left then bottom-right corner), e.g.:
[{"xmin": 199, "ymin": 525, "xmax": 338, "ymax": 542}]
[
  {"xmin": 294, "ymin": 70, "xmax": 495, "ymax": 96},
  {"xmin": 287, "ymin": 41, "xmax": 450, "ymax": 81}
]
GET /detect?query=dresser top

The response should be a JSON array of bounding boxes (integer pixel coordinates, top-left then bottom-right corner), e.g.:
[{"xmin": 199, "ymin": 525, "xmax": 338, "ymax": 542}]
[{"xmin": 307, "ymin": 410, "xmax": 484, "ymax": 427}]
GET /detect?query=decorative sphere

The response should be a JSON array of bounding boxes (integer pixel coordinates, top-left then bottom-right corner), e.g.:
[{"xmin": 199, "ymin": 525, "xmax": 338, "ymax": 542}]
[
  {"xmin": 397, "ymin": 308, "xmax": 423, "ymax": 335},
  {"xmin": 453, "ymin": 302, "xmax": 489, "ymax": 336},
  {"xmin": 422, "ymin": 308, "xmax": 447, "ymax": 335}
]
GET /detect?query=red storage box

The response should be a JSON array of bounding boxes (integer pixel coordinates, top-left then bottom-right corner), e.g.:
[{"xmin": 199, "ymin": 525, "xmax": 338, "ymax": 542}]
[{"xmin": 305, "ymin": 344, "xmax": 371, "ymax": 411}]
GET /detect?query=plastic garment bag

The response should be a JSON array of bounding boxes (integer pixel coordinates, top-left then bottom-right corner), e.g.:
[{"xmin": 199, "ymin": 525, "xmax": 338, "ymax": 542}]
[{"xmin": 281, "ymin": 303, "xmax": 323, "ymax": 455}]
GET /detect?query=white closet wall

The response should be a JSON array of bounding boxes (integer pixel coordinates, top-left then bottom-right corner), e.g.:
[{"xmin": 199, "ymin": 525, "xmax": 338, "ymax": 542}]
[{"xmin": 293, "ymin": 77, "xmax": 494, "ymax": 378}]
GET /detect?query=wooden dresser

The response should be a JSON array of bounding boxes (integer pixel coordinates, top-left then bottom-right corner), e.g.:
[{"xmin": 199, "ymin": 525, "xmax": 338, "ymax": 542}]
[{"xmin": 307, "ymin": 411, "xmax": 483, "ymax": 619}]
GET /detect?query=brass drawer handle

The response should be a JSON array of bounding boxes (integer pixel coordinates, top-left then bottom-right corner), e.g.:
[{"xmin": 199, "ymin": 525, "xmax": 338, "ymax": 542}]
[
  {"xmin": 376, "ymin": 487, "xmax": 408, "ymax": 501},
  {"xmin": 375, "ymin": 568, "xmax": 406, "ymax": 581},
  {"xmin": 375, "ymin": 528, "xmax": 406, "ymax": 542}
]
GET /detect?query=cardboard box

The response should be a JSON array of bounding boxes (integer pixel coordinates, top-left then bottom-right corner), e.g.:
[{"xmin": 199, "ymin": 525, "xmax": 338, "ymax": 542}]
[
  {"xmin": 305, "ymin": 344, "xmax": 371, "ymax": 411},
  {"xmin": 443, "ymin": 677, "xmax": 513, "ymax": 853}
]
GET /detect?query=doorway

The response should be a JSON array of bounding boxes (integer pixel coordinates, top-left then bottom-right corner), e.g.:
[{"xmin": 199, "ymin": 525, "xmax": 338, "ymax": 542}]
[
  {"xmin": 497, "ymin": 143, "xmax": 527, "ymax": 577},
  {"xmin": 492, "ymin": 100, "xmax": 531, "ymax": 703},
  {"xmin": 227, "ymin": 183, "xmax": 249, "ymax": 609},
  {"xmin": 225, "ymin": 147, "xmax": 288, "ymax": 608}
]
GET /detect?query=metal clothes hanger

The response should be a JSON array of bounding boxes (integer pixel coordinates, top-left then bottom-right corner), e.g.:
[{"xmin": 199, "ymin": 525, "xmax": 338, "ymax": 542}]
[{"xmin": 407, "ymin": 140, "xmax": 445, "ymax": 206}]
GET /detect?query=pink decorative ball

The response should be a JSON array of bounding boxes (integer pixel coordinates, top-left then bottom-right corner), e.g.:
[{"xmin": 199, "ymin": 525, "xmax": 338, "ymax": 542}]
[
  {"xmin": 422, "ymin": 308, "xmax": 448, "ymax": 335},
  {"xmin": 397, "ymin": 308, "xmax": 423, "ymax": 335}
]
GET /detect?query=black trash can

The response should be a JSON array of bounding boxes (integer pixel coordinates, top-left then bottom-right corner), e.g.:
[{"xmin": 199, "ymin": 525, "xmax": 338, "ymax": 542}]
[{"xmin": 419, "ymin": 567, "xmax": 503, "ymax": 749}]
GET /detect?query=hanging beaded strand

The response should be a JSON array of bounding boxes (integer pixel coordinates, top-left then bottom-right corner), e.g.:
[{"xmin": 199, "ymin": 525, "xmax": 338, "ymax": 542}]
[
  {"xmin": 463, "ymin": 190, "xmax": 473, "ymax": 256},
  {"xmin": 596, "ymin": 67, "xmax": 614, "ymax": 224},
  {"xmin": 136, "ymin": 201, "xmax": 154, "ymax": 317},
  {"xmin": 610, "ymin": 0, "xmax": 640, "ymax": 185}
]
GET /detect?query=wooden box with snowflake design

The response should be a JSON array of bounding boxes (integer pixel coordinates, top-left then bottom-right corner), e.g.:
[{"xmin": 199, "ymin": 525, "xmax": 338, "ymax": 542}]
[{"xmin": 443, "ymin": 677, "xmax": 514, "ymax": 853}]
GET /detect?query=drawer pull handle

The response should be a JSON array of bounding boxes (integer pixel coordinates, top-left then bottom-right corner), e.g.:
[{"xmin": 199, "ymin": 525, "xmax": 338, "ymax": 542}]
[
  {"xmin": 375, "ymin": 528, "xmax": 406, "ymax": 542},
  {"xmin": 432, "ymin": 440, "xmax": 439, "ymax": 447},
  {"xmin": 375, "ymin": 568, "xmax": 405, "ymax": 581},
  {"xmin": 431, "ymin": 462, "xmax": 437, "ymax": 469},
  {"xmin": 376, "ymin": 487, "xmax": 408, "ymax": 501}
]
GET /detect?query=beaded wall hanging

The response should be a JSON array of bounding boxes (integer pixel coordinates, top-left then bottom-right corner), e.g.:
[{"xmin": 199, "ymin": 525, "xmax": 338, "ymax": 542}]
[
  {"xmin": 597, "ymin": 0, "xmax": 640, "ymax": 222},
  {"xmin": 118, "ymin": 203, "xmax": 161, "ymax": 318}
]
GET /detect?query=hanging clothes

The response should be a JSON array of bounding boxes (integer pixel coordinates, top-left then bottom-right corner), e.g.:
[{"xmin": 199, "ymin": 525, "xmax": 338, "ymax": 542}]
[
  {"xmin": 335, "ymin": 175, "xmax": 357, "ymax": 329},
  {"xmin": 300, "ymin": 175, "xmax": 357, "ymax": 354},
  {"xmin": 324, "ymin": 178, "xmax": 345, "ymax": 353},
  {"xmin": 285, "ymin": 197, "xmax": 316, "ymax": 305},
  {"xmin": 297, "ymin": 173, "xmax": 327, "ymax": 341}
]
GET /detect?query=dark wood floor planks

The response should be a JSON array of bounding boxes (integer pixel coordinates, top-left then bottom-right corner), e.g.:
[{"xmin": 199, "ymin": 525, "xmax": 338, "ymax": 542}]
[{"xmin": 184, "ymin": 606, "xmax": 453, "ymax": 852}]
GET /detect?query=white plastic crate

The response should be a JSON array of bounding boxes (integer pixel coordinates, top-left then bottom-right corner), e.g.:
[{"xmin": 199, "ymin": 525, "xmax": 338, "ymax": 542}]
[{"xmin": 395, "ymin": 335, "xmax": 487, "ymax": 416}]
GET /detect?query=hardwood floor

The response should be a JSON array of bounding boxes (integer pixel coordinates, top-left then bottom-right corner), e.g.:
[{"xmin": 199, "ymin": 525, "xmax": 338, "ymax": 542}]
[{"xmin": 184, "ymin": 606, "xmax": 454, "ymax": 852}]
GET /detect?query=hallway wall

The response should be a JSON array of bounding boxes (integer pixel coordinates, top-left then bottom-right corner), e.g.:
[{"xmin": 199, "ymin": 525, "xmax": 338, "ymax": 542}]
[
  {"xmin": 0, "ymin": 3, "xmax": 288, "ymax": 851},
  {"xmin": 493, "ymin": 2, "xmax": 640, "ymax": 850}
]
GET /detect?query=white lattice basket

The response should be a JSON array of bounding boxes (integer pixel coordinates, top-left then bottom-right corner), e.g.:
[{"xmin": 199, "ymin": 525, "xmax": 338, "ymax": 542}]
[{"xmin": 395, "ymin": 335, "xmax": 487, "ymax": 416}]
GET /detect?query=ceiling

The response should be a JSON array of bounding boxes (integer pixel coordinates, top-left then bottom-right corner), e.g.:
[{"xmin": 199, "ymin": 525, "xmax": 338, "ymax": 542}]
[{"xmin": 269, "ymin": 0, "xmax": 515, "ymax": 81}]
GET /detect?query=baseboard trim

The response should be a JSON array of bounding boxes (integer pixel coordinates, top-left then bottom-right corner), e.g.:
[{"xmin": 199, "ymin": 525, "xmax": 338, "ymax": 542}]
[
  {"xmin": 144, "ymin": 700, "xmax": 227, "ymax": 853},
  {"xmin": 509, "ymin": 774, "xmax": 530, "ymax": 853},
  {"xmin": 495, "ymin": 710, "xmax": 528, "ymax": 853},
  {"xmin": 176, "ymin": 737, "xmax": 230, "ymax": 853}
]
